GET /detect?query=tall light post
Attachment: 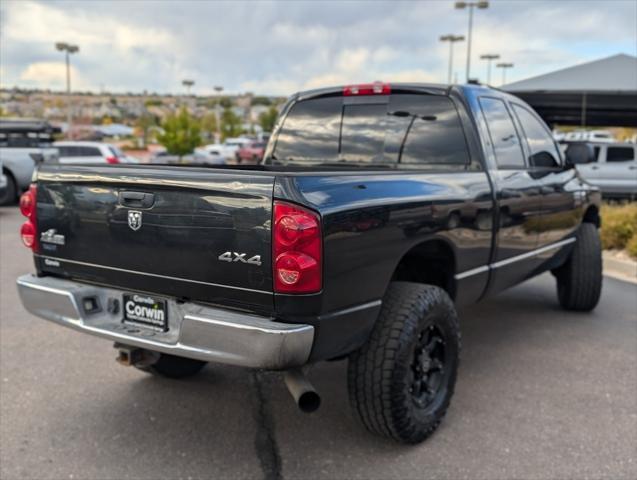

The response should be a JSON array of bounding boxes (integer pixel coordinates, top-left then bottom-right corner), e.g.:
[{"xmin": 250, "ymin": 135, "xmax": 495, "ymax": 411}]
[
  {"xmin": 439, "ymin": 34, "xmax": 465, "ymax": 84},
  {"xmin": 496, "ymin": 62, "xmax": 514, "ymax": 86},
  {"xmin": 182, "ymin": 79, "xmax": 195, "ymax": 95},
  {"xmin": 55, "ymin": 42, "xmax": 79, "ymax": 130},
  {"xmin": 214, "ymin": 85, "xmax": 223, "ymax": 143},
  {"xmin": 480, "ymin": 53, "xmax": 500, "ymax": 85},
  {"xmin": 454, "ymin": 1, "xmax": 489, "ymax": 82}
]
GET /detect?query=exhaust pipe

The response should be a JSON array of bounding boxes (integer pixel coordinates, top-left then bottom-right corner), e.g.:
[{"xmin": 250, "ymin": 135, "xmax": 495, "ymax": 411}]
[{"xmin": 284, "ymin": 368, "xmax": 321, "ymax": 413}]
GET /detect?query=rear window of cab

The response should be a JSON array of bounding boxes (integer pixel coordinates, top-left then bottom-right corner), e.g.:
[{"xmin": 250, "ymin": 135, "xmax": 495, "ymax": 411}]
[{"xmin": 272, "ymin": 94, "xmax": 470, "ymax": 168}]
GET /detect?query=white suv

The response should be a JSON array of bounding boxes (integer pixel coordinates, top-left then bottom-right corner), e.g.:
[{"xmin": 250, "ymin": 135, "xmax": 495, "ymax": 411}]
[{"xmin": 53, "ymin": 141, "xmax": 134, "ymax": 164}]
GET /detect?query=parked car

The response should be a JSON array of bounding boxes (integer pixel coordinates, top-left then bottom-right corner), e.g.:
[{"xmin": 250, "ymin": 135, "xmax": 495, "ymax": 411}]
[
  {"xmin": 564, "ymin": 142, "xmax": 637, "ymax": 198},
  {"xmin": 0, "ymin": 158, "xmax": 7, "ymax": 201},
  {"xmin": 16, "ymin": 82, "xmax": 602, "ymax": 445},
  {"xmin": 53, "ymin": 141, "xmax": 131, "ymax": 164},
  {"xmin": 192, "ymin": 146, "xmax": 227, "ymax": 165},
  {"xmin": 236, "ymin": 141, "xmax": 266, "ymax": 164},
  {"xmin": 150, "ymin": 150, "xmax": 220, "ymax": 165},
  {"xmin": 200, "ymin": 137, "xmax": 252, "ymax": 161},
  {"xmin": 0, "ymin": 118, "xmax": 60, "ymax": 205}
]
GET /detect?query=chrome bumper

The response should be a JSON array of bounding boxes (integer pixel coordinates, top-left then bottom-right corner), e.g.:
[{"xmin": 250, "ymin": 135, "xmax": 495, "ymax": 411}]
[{"xmin": 16, "ymin": 274, "xmax": 314, "ymax": 369}]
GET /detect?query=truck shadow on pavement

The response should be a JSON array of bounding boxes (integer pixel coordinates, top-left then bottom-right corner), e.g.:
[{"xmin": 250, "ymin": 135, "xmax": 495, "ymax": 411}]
[{"xmin": 41, "ymin": 275, "xmax": 626, "ymax": 479}]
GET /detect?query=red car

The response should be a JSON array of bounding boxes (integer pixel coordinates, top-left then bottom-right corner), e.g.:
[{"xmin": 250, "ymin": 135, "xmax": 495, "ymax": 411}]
[{"xmin": 236, "ymin": 141, "xmax": 266, "ymax": 164}]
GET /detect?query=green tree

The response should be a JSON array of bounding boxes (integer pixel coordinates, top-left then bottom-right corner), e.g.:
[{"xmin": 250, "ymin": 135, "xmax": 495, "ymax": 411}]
[
  {"xmin": 200, "ymin": 112, "xmax": 218, "ymax": 141},
  {"xmin": 258, "ymin": 106, "xmax": 279, "ymax": 133},
  {"xmin": 157, "ymin": 107, "xmax": 201, "ymax": 159},
  {"xmin": 136, "ymin": 111, "xmax": 158, "ymax": 147},
  {"xmin": 144, "ymin": 99, "xmax": 162, "ymax": 107},
  {"xmin": 252, "ymin": 96, "xmax": 272, "ymax": 106},
  {"xmin": 220, "ymin": 107, "xmax": 243, "ymax": 141}
]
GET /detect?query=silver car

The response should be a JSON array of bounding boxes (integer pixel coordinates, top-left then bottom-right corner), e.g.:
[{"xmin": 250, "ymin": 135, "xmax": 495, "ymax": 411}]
[{"xmin": 572, "ymin": 142, "xmax": 637, "ymax": 198}]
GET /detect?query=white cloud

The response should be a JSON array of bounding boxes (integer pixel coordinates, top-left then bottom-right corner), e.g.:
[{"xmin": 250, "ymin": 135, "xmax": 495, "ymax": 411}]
[
  {"xmin": 19, "ymin": 62, "xmax": 87, "ymax": 89},
  {"xmin": 0, "ymin": 0, "xmax": 635, "ymax": 94}
]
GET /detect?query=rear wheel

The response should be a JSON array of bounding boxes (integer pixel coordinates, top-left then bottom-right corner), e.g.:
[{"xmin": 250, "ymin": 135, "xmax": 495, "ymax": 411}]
[
  {"xmin": 348, "ymin": 282, "xmax": 460, "ymax": 444},
  {"xmin": 554, "ymin": 223, "xmax": 602, "ymax": 311},
  {"xmin": 0, "ymin": 172, "xmax": 17, "ymax": 206},
  {"xmin": 136, "ymin": 353, "xmax": 207, "ymax": 379}
]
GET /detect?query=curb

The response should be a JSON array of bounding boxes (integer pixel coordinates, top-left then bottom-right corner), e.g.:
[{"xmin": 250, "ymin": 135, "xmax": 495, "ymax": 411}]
[{"xmin": 603, "ymin": 251, "xmax": 637, "ymax": 284}]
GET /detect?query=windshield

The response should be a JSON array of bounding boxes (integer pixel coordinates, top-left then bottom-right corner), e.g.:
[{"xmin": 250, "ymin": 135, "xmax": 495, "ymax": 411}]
[
  {"xmin": 109, "ymin": 145, "xmax": 124, "ymax": 157},
  {"xmin": 271, "ymin": 94, "xmax": 470, "ymax": 168}
]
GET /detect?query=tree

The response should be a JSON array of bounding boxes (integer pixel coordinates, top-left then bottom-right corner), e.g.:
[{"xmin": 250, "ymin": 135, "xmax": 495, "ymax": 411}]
[
  {"xmin": 136, "ymin": 111, "xmax": 158, "ymax": 147},
  {"xmin": 157, "ymin": 107, "xmax": 201, "ymax": 158},
  {"xmin": 220, "ymin": 107, "xmax": 243, "ymax": 141},
  {"xmin": 258, "ymin": 106, "xmax": 279, "ymax": 133},
  {"xmin": 200, "ymin": 112, "xmax": 218, "ymax": 141},
  {"xmin": 252, "ymin": 96, "xmax": 272, "ymax": 106}
]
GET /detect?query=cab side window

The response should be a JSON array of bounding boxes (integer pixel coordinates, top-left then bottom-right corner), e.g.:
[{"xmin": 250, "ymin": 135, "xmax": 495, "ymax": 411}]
[
  {"xmin": 512, "ymin": 104, "xmax": 561, "ymax": 168},
  {"xmin": 606, "ymin": 146, "xmax": 635, "ymax": 162},
  {"xmin": 479, "ymin": 97, "xmax": 525, "ymax": 169}
]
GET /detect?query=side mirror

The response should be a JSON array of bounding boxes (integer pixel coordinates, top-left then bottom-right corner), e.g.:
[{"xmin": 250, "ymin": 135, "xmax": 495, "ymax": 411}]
[{"xmin": 564, "ymin": 143, "xmax": 595, "ymax": 167}]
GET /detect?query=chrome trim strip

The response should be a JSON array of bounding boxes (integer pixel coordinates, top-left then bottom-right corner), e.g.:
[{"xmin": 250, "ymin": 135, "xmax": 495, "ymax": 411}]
[
  {"xmin": 319, "ymin": 300, "xmax": 383, "ymax": 319},
  {"xmin": 454, "ymin": 265, "xmax": 489, "ymax": 281},
  {"xmin": 35, "ymin": 255, "xmax": 271, "ymax": 295},
  {"xmin": 455, "ymin": 238, "xmax": 576, "ymax": 280},
  {"xmin": 491, "ymin": 237, "xmax": 576, "ymax": 269}
]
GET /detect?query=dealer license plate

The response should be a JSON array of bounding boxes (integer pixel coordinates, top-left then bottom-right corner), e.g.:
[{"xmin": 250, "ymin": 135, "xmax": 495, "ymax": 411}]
[{"xmin": 123, "ymin": 293, "xmax": 168, "ymax": 332}]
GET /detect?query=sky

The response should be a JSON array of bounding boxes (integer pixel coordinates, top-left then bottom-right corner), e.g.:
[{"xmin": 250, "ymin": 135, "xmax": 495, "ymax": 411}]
[{"xmin": 1, "ymin": 0, "xmax": 636, "ymax": 96}]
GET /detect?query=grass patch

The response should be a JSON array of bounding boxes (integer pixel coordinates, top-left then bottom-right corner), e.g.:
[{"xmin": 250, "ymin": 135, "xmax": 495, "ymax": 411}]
[{"xmin": 600, "ymin": 203, "xmax": 637, "ymax": 258}]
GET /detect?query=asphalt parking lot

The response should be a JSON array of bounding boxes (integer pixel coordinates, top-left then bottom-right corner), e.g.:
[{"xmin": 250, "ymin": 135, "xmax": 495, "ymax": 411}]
[{"xmin": 1, "ymin": 205, "xmax": 636, "ymax": 480}]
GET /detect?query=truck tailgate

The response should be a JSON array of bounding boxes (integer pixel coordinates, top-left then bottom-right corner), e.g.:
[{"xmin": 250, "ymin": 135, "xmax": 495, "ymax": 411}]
[{"xmin": 35, "ymin": 165, "xmax": 274, "ymax": 313}]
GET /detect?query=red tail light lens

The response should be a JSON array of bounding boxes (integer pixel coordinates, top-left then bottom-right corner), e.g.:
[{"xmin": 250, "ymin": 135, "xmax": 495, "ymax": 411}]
[
  {"xmin": 20, "ymin": 221, "xmax": 36, "ymax": 248},
  {"xmin": 106, "ymin": 156, "xmax": 120, "ymax": 164},
  {"xmin": 19, "ymin": 184, "xmax": 39, "ymax": 252},
  {"xmin": 343, "ymin": 82, "xmax": 391, "ymax": 96},
  {"xmin": 273, "ymin": 201, "xmax": 322, "ymax": 293},
  {"xmin": 19, "ymin": 187, "xmax": 35, "ymax": 217}
]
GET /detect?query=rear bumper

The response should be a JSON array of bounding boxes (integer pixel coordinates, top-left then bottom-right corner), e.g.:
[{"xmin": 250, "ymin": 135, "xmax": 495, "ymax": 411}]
[{"xmin": 16, "ymin": 274, "xmax": 314, "ymax": 369}]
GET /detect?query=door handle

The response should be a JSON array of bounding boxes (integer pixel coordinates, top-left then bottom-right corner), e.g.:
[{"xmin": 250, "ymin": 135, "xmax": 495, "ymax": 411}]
[
  {"xmin": 119, "ymin": 191, "xmax": 155, "ymax": 208},
  {"xmin": 591, "ymin": 166, "xmax": 599, "ymax": 170},
  {"xmin": 629, "ymin": 166, "xmax": 636, "ymax": 170}
]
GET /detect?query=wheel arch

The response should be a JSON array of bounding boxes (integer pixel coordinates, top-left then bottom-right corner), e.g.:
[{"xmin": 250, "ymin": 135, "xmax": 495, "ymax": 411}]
[{"xmin": 390, "ymin": 238, "xmax": 457, "ymax": 300}]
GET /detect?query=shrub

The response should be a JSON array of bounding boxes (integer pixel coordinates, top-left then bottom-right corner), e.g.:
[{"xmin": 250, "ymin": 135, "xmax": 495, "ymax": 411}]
[
  {"xmin": 600, "ymin": 203, "xmax": 637, "ymax": 250},
  {"xmin": 627, "ymin": 233, "xmax": 637, "ymax": 259}
]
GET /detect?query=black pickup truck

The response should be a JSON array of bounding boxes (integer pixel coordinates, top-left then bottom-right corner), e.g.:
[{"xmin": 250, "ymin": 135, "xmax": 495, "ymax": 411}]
[{"xmin": 17, "ymin": 83, "xmax": 602, "ymax": 444}]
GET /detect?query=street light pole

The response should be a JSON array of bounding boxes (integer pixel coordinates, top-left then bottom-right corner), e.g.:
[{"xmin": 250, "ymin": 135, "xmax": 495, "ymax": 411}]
[
  {"xmin": 214, "ymin": 85, "xmax": 223, "ymax": 143},
  {"xmin": 496, "ymin": 62, "xmax": 514, "ymax": 86},
  {"xmin": 182, "ymin": 79, "xmax": 195, "ymax": 96},
  {"xmin": 55, "ymin": 42, "xmax": 79, "ymax": 132},
  {"xmin": 480, "ymin": 53, "xmax": 500, "ymax": 84},
  {"xmin": 454, "ymin": 1, "xmax": 489, "ymax": 82},
  {"xmin": 439, "ymin": 35, "xmax": 465, "ymax": 84}
]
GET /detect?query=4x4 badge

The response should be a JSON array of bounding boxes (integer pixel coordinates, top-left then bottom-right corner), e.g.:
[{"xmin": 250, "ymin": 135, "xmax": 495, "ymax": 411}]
[{"xmin": 128, "ymin": 210, "xmax": 142, "ymax": 231}]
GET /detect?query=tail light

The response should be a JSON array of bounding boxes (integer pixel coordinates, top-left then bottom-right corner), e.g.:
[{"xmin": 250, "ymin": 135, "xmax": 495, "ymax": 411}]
[
  {"xmin": 106, "ymin": 156, "xmax": 120, "ymax": 164},
  {"xmin": 19, "ymin": 184, "xmax": 39, "ymax": 252},
  {"xmin": 273, "ymin": 201, "xmax": 322, "ymax": 293},
  {"xmin": 343, "ymin": 82, "xmax": 391, "ymax": 96}
]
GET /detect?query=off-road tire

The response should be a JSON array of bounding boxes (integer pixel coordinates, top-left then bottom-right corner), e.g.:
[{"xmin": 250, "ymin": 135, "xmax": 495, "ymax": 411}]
[
  {"xmin": 0, "ymin": 173, "xmax": 16, "ymax": 206},
  {"xmin": 555, "ymin": 223, "xmax": 602, "ymax": 311},
  {"xmin": 136, "ymin": 353, "xmax": 207, "ymax": 379},
  {"xmin": 348, "ymin": 282, "xmax": 460, "ymax": 444}
]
